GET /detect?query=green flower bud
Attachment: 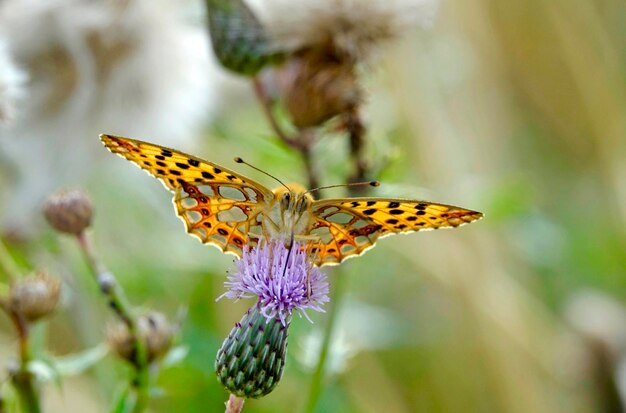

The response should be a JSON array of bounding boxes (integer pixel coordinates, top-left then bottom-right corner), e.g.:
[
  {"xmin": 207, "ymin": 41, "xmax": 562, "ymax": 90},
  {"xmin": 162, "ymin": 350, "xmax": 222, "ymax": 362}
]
[
  {"xmin": 206, "ymin": 0, "xmax": 286, "ymax": 76},
  {"xmin": 216, "ymin": 304, "xmax": 290, "ymax": 398}
]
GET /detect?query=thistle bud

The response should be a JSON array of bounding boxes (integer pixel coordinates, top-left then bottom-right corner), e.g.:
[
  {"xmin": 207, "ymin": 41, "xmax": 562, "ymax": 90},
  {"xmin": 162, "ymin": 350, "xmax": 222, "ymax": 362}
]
[
  {"xmin": 107, "ymin": 311, "xmax": 174, "ymax": 365},
  {"xmin": 9, "ymin": 271, "xmax": 61, "ymax": 322},
  {"xmin": 207, "ymin": 0, "xmax": 285, "ymax": 76},
  {"xmin": 43, "ymin": 189, "xmax": 93, "ymax": 235},
  {"xmin": 216, "ymin": 304, "xmax": 290, "ymax": 398}
]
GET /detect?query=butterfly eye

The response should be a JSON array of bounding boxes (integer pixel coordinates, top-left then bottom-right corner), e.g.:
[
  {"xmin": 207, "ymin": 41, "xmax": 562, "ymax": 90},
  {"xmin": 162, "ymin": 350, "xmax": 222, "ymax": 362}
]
[
  {"xmin": 280, "ymin": 192, "xmax": 291, "ymax": 209},
  {"xmin": 297, "ymin": 197, "xmax": 310, "ymax": 213}
]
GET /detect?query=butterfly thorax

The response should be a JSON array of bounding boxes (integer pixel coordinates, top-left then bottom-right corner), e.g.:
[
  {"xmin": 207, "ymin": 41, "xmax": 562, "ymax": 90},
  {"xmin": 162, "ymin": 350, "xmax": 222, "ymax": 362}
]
[{"xmin": 261, "ymin": 184, "xmax": 314, "ymax": 242}]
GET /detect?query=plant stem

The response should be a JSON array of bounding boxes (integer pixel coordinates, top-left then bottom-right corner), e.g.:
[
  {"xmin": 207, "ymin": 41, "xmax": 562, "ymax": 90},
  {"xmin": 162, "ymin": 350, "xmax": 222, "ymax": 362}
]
[
  {"xmin": 344, "ymin": 109, "xmax": 368, "ymax": 196},
  {"xmin": 76, "ymin": 233, "xmax": 134, "ymax": 327},
  {"xmin": 12, "ymin": 369, "xmax": 40, "ymax": 413},
  {"xmin": 0, "ymin": 238, "xmax": 22, "ymax": 281},
  {"xmin": 0, "ymin": 299, "xmax": 41, "ymax": 413},
  {"xmin": 252, "ymin": 77, "xmax": 320, "ymax": 191},
  {"xmin": 252, "ymin": 77, "xmax": 293, "ymax": 145},
  {"xmin": 298, "ymin": 130, "xmax": 320, "ymax": 191},
  {"xmin": 224, "ymin": 394, "xmax": 245, "ymax": 413},
  {"xmin": 75, "ymin": 232, "xmax": 149, "ymax": 412},
  {"xmin": 303, "ymin": 270, "xmax": 347, "ymax": 413}
]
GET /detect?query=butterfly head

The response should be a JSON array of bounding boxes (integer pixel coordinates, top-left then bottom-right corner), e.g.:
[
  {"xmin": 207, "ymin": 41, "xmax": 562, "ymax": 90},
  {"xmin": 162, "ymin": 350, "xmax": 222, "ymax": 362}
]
[{"xmin": 274, "ymin": 184, "xmax": 313, "ymax": 215}]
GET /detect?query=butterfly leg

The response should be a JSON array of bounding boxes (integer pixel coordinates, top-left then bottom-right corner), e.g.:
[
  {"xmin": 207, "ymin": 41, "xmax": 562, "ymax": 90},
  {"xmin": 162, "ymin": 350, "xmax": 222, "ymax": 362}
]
[{"xmin": 305, "ymin": 239, "xmax": 322, "ymax": 299}]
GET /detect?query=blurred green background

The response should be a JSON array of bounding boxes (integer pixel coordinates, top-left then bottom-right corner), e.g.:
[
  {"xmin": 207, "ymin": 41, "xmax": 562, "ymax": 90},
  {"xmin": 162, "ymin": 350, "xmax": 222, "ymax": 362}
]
[{"xmin": 1, "ymin": 0, "xmax": 626, "ymax": 412}]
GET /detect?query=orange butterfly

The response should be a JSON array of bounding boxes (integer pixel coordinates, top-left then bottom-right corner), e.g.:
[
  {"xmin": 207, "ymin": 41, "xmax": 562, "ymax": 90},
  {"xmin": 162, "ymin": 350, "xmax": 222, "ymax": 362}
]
[{"xmin": 100, "ymin": 134, "xmax": 483, "ymax": 266}]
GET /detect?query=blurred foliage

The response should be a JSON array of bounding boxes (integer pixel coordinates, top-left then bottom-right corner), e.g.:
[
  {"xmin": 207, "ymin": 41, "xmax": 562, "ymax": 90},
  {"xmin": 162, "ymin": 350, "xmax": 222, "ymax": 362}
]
[{"xmin": 1, "ymin": 0, "xmax": 626, "ymax": 412}]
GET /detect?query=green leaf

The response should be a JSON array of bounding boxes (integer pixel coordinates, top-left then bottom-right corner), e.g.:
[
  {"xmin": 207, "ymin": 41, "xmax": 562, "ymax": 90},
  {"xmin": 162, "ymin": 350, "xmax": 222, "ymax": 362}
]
[
  {"xmin": 27, "ymin": 359, "xmax": 61, "ymax": 387},
  {"xmin": 161, "ymin": 345, "xmax": 189, "ymax": 369},
  {"xmin": 0, "ymin": 379, "xmax": 18, "ymax": 412},
  {"xmin": 110, "ymin": 386, "xmax": 134, "ymax": 413},
  {"xmin": 53, "ymin": 344, "xmax": 109, "ymax": 377},
  {"xmin": 0, "ymin": 282, "xmax": 9, "ymax": 296}
]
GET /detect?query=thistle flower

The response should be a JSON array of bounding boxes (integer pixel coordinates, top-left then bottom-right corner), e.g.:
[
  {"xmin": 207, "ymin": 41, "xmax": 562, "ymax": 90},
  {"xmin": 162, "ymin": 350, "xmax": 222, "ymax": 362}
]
[
  {"xmin": 9, "ymin": 271, "xmax": 61, "ymax": 323},
  {"xmin": 219, "ymin": 240, "xmax": 329, "ymax": 326},
  {"xmin": 216, "ymin": 240, "xmax": 329, "ymax": 398}
]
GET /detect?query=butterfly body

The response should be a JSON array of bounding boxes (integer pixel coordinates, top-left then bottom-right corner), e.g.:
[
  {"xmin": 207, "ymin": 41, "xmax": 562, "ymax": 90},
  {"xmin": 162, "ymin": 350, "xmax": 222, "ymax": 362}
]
[
  {"xmin": 265, "ymin": 184, "xmax": 315, "ymax": 241},
  {"xmin": 100, "ymin": 134, "xmax": 483, "ymax": 266}
]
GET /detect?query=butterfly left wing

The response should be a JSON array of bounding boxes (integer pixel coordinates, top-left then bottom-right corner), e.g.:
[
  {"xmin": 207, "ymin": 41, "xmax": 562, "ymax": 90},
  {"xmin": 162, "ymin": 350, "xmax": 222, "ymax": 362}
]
[
  {"xmin": 100, "ymin": 134, "xmax": 275, "ymax": 257},
  {"xmin": 308, "ymin": 198, "xmax": 483, "ymax": 266}
]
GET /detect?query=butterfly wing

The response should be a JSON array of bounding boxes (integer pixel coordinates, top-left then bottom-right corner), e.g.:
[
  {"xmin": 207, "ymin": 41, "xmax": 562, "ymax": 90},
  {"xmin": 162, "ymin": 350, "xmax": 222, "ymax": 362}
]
[
  {"xmin": 100, "ymin": 134, "xmax": 275, "ymax": 256},
  {"xmin": 308, "ymin": 198, "xmax": 483, "ymax": 266}
]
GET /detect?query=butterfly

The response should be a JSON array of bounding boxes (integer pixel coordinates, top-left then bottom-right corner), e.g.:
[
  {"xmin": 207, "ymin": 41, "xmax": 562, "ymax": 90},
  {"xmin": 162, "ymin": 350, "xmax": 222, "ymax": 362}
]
[{"xmin": 100, "ymin": 134, "xmax": 483, "ymax": 266}]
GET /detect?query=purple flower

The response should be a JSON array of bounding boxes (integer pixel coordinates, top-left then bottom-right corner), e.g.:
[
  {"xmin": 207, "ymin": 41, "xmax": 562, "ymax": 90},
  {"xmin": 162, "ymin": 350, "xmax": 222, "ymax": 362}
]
[{"xmin": 218, "ymin": 240, "xmax": 329, "ymax": 325}]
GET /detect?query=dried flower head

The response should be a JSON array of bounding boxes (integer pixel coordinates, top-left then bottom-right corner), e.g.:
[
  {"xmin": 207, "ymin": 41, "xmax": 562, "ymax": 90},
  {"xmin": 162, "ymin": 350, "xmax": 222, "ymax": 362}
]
[
  {"xmin": 249, "ymin": 0, "xmax": 438, "ymax": 59},
  {"xmin": 9, "ymin": 271, "xmax": 61, "ymax": 322},
  {"xmin": 0, "ymin": 37, "xmax": 26, "ymax": 125},
  {"xmin": 278, "ymin": 45, "xmax": 360, "ymax": 128},
  {"xmin": 219, "ymin": 240, "xmax": 329, "ymax": 326},
  {"xmin": 565, "ymin": 290, "xmax": 626, "ymax": 357},
  {"xmin": 243, "ymin": 0, "xmax": 436, "ymax": 128},
  {"xmin": 43, "ymin": 189, "xmax": 93, "ymax": 235},
  {"xmin": 107, "ymin": 311, "xmax": 174, "ymax": 365},
  {"xmin": 0, "ymin": 0, "xmax": 216, "ymax": 234},
  {"xmin": 0, "ymin": 0, "xmax": 214, "ymax": 139}
]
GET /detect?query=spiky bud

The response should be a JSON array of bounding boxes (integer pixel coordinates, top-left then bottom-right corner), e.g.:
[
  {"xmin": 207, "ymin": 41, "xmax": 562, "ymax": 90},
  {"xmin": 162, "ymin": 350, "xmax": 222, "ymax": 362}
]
[
  {"xmin": 43, "ymin": 189, "xmax": 93, "ymax": 235},
  {"xmin": 206, "ymin": 0, "xmax": 286, "ymax": 76},
  {"xmin": 216, "ymin": 304, "xmax": 290, "ymax": 398},
  {"xmin": 9, "ymin": 271, "xmax": 61, "ymax": 322},
  {"xmin": 107, "ymin": 311, "xmax": 174, "ymax": 365}
]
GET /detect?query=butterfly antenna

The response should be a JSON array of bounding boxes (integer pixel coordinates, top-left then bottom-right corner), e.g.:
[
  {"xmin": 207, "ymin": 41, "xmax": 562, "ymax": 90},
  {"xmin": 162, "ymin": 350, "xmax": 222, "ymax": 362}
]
[
  {"xmin": 235, "ymin": 157, "xmax": 290, "ymax": 192},
  {"xmin": 305, "ymin": 180, "xmax": 380, "ymax": 195}
]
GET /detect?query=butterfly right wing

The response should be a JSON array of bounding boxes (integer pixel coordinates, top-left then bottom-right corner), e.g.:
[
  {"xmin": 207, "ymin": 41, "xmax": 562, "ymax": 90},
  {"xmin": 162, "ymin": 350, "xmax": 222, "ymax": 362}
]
[
  {"xmin": 100, "ymin": 134, "xmax": 275, "ymax": 257},
  {"xmin": 307, "ymin": 197, "xmax": 483, "ymax": 266}
]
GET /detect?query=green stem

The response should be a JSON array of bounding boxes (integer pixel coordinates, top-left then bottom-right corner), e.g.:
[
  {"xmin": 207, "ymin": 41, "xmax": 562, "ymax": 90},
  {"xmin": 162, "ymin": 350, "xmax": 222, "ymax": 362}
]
[
  {"xmin": 13, "ymin": 370, "xmax": 40, "ymax": 413},
  {"xmin": 0, "ymin": 300, "xmax": 41, "ymax": 413},
  {"xmin": 76, "ymin": 233, "xmax": 134, "ymax": 328},
  {"xmin": 0, "ymin": 238, "xmax": 22, "ymax": 281},
  {"xmin": 75, "ymin": 232, "xmax": 149, "ymax": 413},
  {"xmin": 130, "ymin": 356, "xmax": 149, "ymax": 413},
  {"xmin": 303, "ymin": 271, "xmax": 347, "ymax": 413}
]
